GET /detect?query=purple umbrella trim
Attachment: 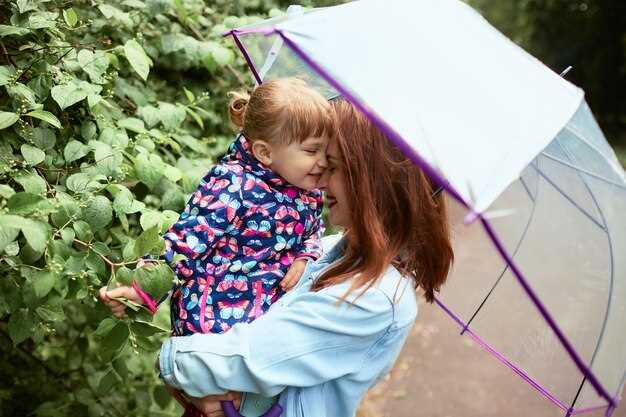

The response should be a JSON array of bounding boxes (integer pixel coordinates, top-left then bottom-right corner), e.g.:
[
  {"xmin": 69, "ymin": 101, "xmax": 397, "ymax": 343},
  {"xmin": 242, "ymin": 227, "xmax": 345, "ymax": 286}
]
[{"xmin": 227, "ymin": 31, "xmax": 262, "ymax": 85}]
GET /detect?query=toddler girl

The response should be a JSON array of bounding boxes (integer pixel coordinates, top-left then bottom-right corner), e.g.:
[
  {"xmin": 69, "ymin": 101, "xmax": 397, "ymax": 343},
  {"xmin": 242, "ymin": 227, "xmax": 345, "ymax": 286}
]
[{"xmin": 100, "ymin": 78, "xmax": 332, "ymax": 415}]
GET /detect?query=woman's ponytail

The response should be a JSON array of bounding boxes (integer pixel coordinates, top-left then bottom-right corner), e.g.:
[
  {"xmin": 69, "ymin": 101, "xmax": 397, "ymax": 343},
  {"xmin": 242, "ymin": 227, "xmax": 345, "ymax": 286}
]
[{"xmin": 228, "ymin": 91, "xmax": 250, "ymax": 129}]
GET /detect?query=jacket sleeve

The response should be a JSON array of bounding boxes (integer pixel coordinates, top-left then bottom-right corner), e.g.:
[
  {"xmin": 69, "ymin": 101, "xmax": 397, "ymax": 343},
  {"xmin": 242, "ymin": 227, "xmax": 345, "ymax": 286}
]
[
  {"xmin": 158, "ymin": 282, "xmax": 394, "ymax": 398},
  {"xmin": 134, "ymin": 164, "xmax": 245, "ymax": 308},
  {"xmin": 295, "ymin": 191, "xmax": 325, "ymax": 261}
]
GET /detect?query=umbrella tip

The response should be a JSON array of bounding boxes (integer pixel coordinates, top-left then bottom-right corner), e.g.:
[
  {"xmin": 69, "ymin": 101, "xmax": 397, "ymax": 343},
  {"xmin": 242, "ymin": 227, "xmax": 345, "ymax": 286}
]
[{"xmin": 559, "ymin": 66, "xmax": 573, "ymax": 78}]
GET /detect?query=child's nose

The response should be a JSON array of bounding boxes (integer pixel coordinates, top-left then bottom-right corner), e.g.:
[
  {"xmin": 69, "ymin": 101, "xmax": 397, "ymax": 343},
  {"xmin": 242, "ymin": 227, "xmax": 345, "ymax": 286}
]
[{"xmin": 316, "ymin": 152, "xmax": 328, "ymax": 169}]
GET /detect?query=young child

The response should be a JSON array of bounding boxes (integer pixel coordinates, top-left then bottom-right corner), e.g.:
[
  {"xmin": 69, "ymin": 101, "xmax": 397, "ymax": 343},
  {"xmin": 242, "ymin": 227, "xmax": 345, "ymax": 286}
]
[{"xmin": 100, "ymin": 78, "xmax": 332, "ymax": 414}]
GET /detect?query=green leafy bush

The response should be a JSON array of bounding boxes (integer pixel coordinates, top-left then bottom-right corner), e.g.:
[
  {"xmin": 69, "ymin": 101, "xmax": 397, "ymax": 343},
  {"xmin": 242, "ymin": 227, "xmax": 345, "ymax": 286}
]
[{"xmin": 0, "ymin": 1, "xmax": 300, "ymax": 415}]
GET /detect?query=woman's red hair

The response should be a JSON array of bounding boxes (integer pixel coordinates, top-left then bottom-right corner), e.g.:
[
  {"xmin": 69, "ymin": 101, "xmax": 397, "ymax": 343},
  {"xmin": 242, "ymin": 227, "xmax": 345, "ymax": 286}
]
[{"xmin": 313, "ymin": 100, "xmax": 454, "ymax": 303}]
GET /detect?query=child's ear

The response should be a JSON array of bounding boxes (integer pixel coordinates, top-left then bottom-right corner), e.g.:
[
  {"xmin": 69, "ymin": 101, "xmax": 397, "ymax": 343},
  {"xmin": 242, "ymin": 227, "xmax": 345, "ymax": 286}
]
[{"xmin": 251, "ymin": 140, "xmax": 273, "ymax": 165}]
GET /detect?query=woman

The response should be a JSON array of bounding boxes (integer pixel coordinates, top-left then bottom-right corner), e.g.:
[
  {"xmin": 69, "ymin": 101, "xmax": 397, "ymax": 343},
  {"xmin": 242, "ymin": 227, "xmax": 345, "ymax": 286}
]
[{"xmin": 158, "ymin": 99, "xmax": 454, "ymax": 416}]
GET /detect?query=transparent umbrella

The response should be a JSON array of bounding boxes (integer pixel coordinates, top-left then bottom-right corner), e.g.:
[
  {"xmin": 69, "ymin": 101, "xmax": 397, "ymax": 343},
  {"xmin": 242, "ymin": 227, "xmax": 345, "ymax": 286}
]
[{"xmin": 222, "ymin": 1, "xmax": 626, "ymax": 416}]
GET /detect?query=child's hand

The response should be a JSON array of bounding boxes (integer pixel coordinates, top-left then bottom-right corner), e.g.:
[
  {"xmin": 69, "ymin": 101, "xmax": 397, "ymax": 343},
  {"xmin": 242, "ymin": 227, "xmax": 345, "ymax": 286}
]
[
  {"xmin": 98, "ymin": 285, "xmax": 143, "ymax": 318},
  {"xmin": 280, "ymin": 258, "xmax": 308, "ymax": 291}
]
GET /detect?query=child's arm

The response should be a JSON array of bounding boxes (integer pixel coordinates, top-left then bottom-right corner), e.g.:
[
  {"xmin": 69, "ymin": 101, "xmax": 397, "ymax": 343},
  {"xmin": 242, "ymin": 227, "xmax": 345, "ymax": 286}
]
[
  {"xmin": 294, "ymin": 190, "xmax": 325, "ymax": 262},
  {"xmin": 281, "ymin": 191, "xmax": 326, "ymax": 291},
  {"xmin": 100, "ymin": 165, "xmax": 245, "ymax": 316}
]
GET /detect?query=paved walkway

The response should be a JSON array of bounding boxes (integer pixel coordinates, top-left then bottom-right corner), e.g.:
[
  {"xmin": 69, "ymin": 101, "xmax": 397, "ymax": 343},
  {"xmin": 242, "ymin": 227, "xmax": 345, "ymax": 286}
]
[
  {"xmin": 359, "ymin": 301, "xmax": 625, "ymax": 417},
  {"xmin": 356, "ymin": 199, "xmax": 625, "ymax": 417}
]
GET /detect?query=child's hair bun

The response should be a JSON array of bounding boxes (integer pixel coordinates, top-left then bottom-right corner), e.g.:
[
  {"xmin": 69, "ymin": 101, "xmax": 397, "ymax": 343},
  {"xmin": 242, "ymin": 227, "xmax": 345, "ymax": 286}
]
[{"xmin": 228, "ymin": 91, "xmax": 250, "ymax": 129}]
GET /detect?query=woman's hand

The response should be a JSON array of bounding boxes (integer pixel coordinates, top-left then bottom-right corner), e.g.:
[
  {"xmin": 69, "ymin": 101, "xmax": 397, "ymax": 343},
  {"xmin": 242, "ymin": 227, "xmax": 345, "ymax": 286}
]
[
  {"xmin": 188, "ymin": 392, "xmax": 242, "ymax": 417},
  {"xmin": 98, "ymin": 285, "xmax": 143, "ymax": 318},
  {"xmin": 280, "ymin": 258, "xmax": 308, "ymax": 291}
]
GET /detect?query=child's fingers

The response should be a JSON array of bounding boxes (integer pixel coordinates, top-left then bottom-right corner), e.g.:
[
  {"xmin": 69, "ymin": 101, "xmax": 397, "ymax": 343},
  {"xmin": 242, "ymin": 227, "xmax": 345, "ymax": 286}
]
[
  {"xmin": 98, "ymin": 286, "xmax": 111, "ymax": 303},
  {"xmin": 281, "ymin": 263, "xmax": 304, "ymax": 291},
  {"xmin": 106, "ymin": 285, "xmax": 134, "ymax": 299}
]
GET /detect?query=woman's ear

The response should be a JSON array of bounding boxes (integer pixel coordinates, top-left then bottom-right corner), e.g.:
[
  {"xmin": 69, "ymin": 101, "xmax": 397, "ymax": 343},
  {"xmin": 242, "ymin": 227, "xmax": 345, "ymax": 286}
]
[{"xmin": 251, "ymin": 140, "xmax": 273, "ymax": 165}]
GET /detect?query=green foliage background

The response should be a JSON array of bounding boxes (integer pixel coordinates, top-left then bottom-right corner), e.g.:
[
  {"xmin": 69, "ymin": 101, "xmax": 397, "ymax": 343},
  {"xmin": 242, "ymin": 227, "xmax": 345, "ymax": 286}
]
[
  {"xmin": 0, "ymin": 1, "xmax": 623, "ymax": 417},
  {"xmin": 0, "ymin": 1, "xmax": 341, "ymax": 416}
]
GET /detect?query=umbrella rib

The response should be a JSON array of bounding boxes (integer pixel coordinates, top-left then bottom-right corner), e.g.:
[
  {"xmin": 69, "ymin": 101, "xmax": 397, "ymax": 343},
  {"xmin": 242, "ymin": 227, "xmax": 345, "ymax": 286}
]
[
  {"xmin": 463, "ymin": 164, "xmax": 540, "ymax": 333},
  {"xmin": 519, "ymin": 175, "xmax": 535, "ymax": 202},
  {"xmin": 555, "ymin": 139, "xmax": 616, "ymax": 413},
  {"xmin": 229, "ymin": 32, "xmax": 263, "ymax": 85},
  {"xmin": 530, "ymin": 161, "xmax": 607, "ymax": 232},
  {"xmin": 540, "ymin": 151, "xmax": 626, "ymax": 191}
]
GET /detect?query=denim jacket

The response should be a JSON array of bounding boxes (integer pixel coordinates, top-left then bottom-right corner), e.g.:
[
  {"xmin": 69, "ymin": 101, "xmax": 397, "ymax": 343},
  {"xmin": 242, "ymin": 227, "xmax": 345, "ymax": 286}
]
[{"xmin": 159, "ymin": 237, "xmax": 418, "ymax": 416}]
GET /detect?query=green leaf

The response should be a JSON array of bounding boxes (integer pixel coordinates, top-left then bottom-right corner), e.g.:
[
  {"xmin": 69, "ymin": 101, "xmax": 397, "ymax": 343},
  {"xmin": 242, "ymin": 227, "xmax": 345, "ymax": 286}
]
[
  {"xmin": 97, "ymin": 369, "xmax": 118, "ymax": 394},
  {"xmin": 124, "ymin": 39, "xmax": 151, "ymax": 81},
  {"xmin": 137, "ymin": 105, "xmax": 161, "ymax": 128},
  {"xmin": 0, "ymin": 184, "xmax": 15, "ymax": 199},
  {"xmin": 94, "ymin": 317, "xmax": 117, "ymax": 338},
  {"xmin": 25, "ymin": 110, "xmax": 61, "ymax": 129},
  {"xmin": 131, "ymin": 321, "xmax": 167, "ymax": 338},
  {"xmin": 28, "ymin": 12, "xmax": 59, "ymax": 30},
  {"xmin": 0, "ymin": 25, "xmax": 30, "ymax": 37},
  {"xmin": 64, "ymin": 140, "xmax": 90, "ymax": 163},
  {"xmin": 61, "ymin": 228, "xmax": 75, "ymax": 245},
  {"xmin": 0, "ymin": 215, "xmax": 50, "ymax": 252},
  {"xmin": 153, "ymin": 385, "xmax": 173, "ymax": 409},
  {"xmin": 66, "ymin": 173, "xmax": 95, "ymax": 193},
  {"xmin": 17, "ymin": 0, "xmax": 39, "ymax": 14},
  {"xmin": 0, "ymin": 112, "xmax": 19, "ymax": 130},
  {"xmin": 84, "ymin": 195, "xmax": 112, "ymax": 231},
  {"xmin": 117, "ymin": 117, "xmax": 145, "ymax": 133},
  {"xmin": 115, "ymin": 266, "xmax": 133, "ymax": 286},
  {"xmin": 51, "ymin": 83, "xmax": 88, "ymax": 110},
  {"xmin": 73, "ymin": 220, "xmax": 93, "ymax": 241},
  {"xmin": 113, "ymin": 188, "xmax": 145, "ymax": 215},
  {"xmin": 81, "ymin": 121, "xmax": 97, "ymax": 141},
  {"xmin": 20, "ymin": 144, "xmax": 46, "ymax": 165},
  {"xmin": 183, "ymin": 87, "xmax": 195, "ymax": 103},
  {"xmin": 36, "ymin": 303, "xmax": 65, "ymax": 322},
  {"xmin": 185, "ymin": 107, "xmax": 204, "ymax": 129},
  {"xmin": 0, "ymin": 66, "xmax": 15, "ymax": 86},
  {"xmin": 51, "ymin": 80, "xmax": 101, "ymax": 110},
  {"xmin": 63, "ymin": 8, "xmax": 78, "ymax": 27},
  {"xmin": 32, "ymin": 127, "xmax": 56, "ymax": 150},
  {"xmin": 7, "ymin": 192, "xmax": 51, "ymax": 215},
  {"xmin": 14, "ymin": 172, "xmax": 46, "ymax": 195},
  {"xmin": 135, "ymin": 153, "xmax": 163, "ymax": 189},
  {"xmin": 33, "ymin": 270, "xmax": 57, "ymax": 298},
  {"xmin": 139, "ymin": 210, "xmax": 162, "ymax": 231},
  {"xmin": 8, "ymin": 308, "xmax": 36, "ymax": 345},
  {"xmin": 211, "ymin": 44, "xmax": 235, "ymax": 66},
  {"xmin": 7, "ymin": 83, "xmax": 38, "ymax": 107},
  {"xmin": 98, "ymin": 5, "xmax": 133, "ymax": 27},
  {"xmin": 100, "ymin": 321, "xmax": 129, "ymax": 359},
  {"xmin": 158, "ymin": 102, "xmax": 186, "ymax": 130},
  {"xmin": 0, "ymin": 226, "xmax": 19, "ymax": 253},
  {"xmin": 91, "ymin": 140, "xmax": 122, "ymax": 176},
  {"xmin": 133, "ymin": 263, "xmax": 173, "ymax": 302},
  {"xmin": 77, "ymin": 50, "xmax": 109, "ymax": 83},
  {"xmin": 134, "ymin": 226, "xmax": 160, "ymax": 257}
]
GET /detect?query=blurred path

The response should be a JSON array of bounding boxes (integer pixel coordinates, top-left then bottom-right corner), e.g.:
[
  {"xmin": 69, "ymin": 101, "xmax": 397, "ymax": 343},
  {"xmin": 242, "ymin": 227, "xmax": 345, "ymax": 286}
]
[
  {"xmin": 357, "ymin": 201, "xmax": 624, "ymax": 417},
  {"xmin": 359, "ymin": 302, "xmax": 625, "ymax": 417}
]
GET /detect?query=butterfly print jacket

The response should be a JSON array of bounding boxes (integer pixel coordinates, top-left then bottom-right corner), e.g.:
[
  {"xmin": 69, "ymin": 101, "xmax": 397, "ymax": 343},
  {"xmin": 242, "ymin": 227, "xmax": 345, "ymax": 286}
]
[{"xmin": 139, "ymin": 134, "xmax": 324, "ymax": 336}]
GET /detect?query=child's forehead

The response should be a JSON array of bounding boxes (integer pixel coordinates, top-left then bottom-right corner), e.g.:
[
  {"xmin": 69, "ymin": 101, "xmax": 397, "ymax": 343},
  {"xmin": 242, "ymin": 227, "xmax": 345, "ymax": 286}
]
[{"xmin": 300, "ymin": 135, "xmax": 328, "ymax": 145}]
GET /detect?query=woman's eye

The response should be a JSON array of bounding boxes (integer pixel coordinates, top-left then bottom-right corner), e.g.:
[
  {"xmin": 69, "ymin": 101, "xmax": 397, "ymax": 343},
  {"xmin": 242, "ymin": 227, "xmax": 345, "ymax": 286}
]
[{"xmin": 304, "ymin": 149, "xmax": 317, "ymax": 155}]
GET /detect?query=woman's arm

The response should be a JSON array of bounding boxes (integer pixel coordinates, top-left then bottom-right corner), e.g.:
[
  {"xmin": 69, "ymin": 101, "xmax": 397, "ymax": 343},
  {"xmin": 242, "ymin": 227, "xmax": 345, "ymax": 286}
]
[{"xmin": 158, "ymin": 283, "xmax": 394, "ymax": 398}]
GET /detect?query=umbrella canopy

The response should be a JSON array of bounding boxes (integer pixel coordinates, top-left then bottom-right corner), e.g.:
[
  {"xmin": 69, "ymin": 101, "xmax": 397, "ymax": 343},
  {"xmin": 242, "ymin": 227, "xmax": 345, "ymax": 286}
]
[{"xmin": 225, "ymin": 0, "xmax": 626, "ymax": 415}]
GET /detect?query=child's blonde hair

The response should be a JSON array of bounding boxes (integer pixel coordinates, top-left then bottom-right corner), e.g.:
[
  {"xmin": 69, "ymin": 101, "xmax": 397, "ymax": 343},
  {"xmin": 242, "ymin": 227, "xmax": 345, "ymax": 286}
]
[{"xmin": 228, "ymin": 78, "xmax": 334, "ymax": 144}]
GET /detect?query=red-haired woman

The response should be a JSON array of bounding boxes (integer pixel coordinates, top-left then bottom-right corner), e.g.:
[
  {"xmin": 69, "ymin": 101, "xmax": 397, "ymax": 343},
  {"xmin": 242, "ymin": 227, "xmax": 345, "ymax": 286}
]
[{"xmin": 156, "ymin": 99, "xmax": 454, "ymax": 417}]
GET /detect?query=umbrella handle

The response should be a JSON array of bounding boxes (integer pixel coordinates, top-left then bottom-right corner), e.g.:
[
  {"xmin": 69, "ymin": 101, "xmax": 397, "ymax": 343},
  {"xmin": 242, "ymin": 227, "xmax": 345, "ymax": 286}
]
[{"xmin": 221, "ymin": 400, "xmax": 283, "ymax": 417}]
